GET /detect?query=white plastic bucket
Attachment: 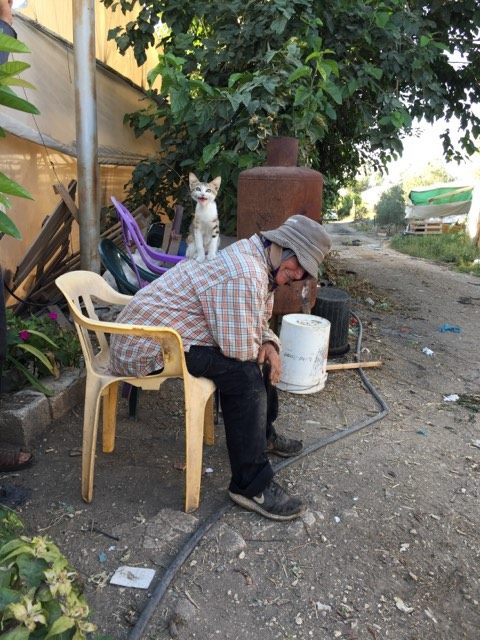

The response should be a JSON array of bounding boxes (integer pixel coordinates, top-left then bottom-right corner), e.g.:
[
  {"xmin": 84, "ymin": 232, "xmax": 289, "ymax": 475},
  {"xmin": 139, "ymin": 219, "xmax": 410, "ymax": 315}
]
[{"xmin": 276, "ymin": 314, "xmax": 331, "ymax": 394}]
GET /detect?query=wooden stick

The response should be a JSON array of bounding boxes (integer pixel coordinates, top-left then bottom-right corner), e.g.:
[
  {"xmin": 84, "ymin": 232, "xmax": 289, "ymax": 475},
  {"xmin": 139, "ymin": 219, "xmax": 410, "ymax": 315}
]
[
  {"xmin": 13, "ymin": 180, "xmax": 77, "ymax": 287},
  {"xmin": 427, "ymin": 185, "xmax": 472, "ymax": 203},
  {"xmin": 326, "ymin": 360, "xmax": 383, "ymax": 371},
  {"xmin": 54, "ymin": 183, "xmax": 79, "ymax": 222}
]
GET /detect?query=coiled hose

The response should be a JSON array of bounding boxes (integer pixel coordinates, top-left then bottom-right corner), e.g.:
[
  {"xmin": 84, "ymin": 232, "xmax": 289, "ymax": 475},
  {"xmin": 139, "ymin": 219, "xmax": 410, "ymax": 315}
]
[{"xmin": 128, "ymin": 311, "xmax": 389, "ymax": 640}]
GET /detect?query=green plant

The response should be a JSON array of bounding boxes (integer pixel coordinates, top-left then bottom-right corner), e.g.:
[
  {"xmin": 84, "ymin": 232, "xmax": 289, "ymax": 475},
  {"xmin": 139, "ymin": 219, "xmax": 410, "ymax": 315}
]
[
  {"xmin": 337, "ymin": 193, "xmax": 353, "ymax": 220},
  {"xmin": 375, "ymin": 184, "xmax": 406, "ymax": 232},
  {"xmin": 3, "ymin": 310, "xmax": 82, "ymax": 396},
  {"xmin": 102, "ymin": 0, "xmax": 480, "ymax": 231},
  {"xmin": 0, "ymin": 508, "xmax": 97, "ymax": 640},
  {"xmin": 0, "ymin": 33, "xmax": 39, "ymax": 239},
  {"xmin": 390, "ymin": 231, "xmax": 480, "ymax": 275}
]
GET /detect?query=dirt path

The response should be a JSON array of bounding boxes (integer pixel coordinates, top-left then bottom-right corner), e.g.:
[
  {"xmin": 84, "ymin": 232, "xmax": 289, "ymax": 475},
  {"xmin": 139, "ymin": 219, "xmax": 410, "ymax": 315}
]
[{"xmin": 11, "ymin": 224, "xmax": 480, "ymax": 639}]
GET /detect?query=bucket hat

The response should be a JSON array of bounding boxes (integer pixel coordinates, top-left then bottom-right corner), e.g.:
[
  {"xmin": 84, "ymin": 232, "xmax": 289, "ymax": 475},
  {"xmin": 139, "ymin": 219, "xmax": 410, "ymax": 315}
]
[{"xmin": 262, "ymin": 215, "xmax": 332, "ymax": 278}]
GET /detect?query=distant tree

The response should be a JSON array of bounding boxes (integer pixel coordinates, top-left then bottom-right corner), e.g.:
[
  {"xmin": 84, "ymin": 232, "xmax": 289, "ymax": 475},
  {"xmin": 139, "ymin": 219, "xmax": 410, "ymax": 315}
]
[
  {"xmin": 375, "ymin": 184, "xmax": 405, "ymax": 230},
  {"xmin": 354, "ymin": 201, "xmax": 369, "ymax": 221},
  {"xmin": 337, "ymin": 193, "xmax": 354, "ymax": 220},
  {"xmin": 334, "ymin": 177, "xmax": 371, "ymax": 220}
]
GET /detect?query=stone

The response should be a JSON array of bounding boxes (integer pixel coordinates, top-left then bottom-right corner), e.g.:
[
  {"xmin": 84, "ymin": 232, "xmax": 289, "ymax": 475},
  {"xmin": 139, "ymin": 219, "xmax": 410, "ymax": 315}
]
[
  {"xmin": 0, "ymin": 390, "xmax": 51, "ymax": 446},
  {"xmin": 173, "ymin": 596, "xmax": 196, "ymax": 624},
  {"xmin": 47, "ymin": 369, "xmax": 85, "ymax": 421},
  {"xmin": 143, "ymin": 509, "xmax": 198, "ymax": 550},
  {"xmin": 0, "ymin": 368, "xmax": 85, "ymax": 446},
  {"xmin": 209, "ymin": 523, "xmax": 246, "ymax": 555}
]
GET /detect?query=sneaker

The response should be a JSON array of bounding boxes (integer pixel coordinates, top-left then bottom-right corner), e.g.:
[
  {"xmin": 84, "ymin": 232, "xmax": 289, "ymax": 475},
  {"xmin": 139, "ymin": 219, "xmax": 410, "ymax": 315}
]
[
  {"xmin": 229, "ymin": 480, "xmax": 305, "ymax": 521},
  {"xmin": 266, "ymin": 433, "xmax": 303, "ymax": 458}
]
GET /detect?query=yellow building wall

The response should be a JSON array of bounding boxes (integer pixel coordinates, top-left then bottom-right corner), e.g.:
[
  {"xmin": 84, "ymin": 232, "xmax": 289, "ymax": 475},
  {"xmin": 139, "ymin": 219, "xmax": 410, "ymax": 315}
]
[
  {"xmin": 0, "ymin": 133, "xmax": 133, "ymax": 279},
  {"xmin": 17, "ymin": 0, "xmax": 161, "ymax": 89}
]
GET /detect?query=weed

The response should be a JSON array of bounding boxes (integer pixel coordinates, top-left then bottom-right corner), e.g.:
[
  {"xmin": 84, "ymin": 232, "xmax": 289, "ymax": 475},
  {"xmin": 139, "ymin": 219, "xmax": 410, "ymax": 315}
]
[
  {"xmin": 390, "ymin": 232, "xmax": 480, "ymax": 275},
  {"xmin": 3, "ymin": 310, "xmax": 82, "ymax": 395},
  {"xmin": 0, "ymin": 508, "xmax": 97, "ymax": 639}
]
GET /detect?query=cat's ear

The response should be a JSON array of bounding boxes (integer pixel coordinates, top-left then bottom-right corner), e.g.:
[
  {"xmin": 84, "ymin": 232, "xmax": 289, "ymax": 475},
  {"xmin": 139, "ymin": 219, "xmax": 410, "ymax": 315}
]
[
  {"xmin": 210, "ymin": 176, "xmax": 221, "ymax": 193},
  {"xmin": 189, "ymin": 173, "xmax": 199, "ymax": 188}
]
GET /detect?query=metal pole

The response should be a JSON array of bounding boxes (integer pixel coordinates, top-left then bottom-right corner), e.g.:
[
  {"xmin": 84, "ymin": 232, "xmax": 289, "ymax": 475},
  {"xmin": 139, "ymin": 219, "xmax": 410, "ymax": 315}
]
[{"xmin": 72, "ymin": 0, "xmax": 100, "ymax": 272}]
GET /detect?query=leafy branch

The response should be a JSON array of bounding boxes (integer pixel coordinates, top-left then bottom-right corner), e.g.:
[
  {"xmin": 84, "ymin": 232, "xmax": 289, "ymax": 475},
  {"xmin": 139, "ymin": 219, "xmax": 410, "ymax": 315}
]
[{"xmin": 0, "ymin": 33, "xmax": 39, "ymax": 239}]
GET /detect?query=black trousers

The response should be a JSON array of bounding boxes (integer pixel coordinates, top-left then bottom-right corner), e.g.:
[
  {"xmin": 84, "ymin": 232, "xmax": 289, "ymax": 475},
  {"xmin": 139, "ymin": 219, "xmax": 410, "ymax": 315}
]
[{"xmin": 185, "ymin": 346, "xmax": 278, "ymax": 497}]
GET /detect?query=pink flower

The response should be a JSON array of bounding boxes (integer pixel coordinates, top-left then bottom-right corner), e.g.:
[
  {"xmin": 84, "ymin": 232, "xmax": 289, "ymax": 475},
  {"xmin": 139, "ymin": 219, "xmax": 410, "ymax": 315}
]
[
  {"xmin": 48, "ymin": 312, "xmax": 58, "ymax": 321},
  {"xmin": 19, "ymin": 330, "xmax": 30, "ymax": 341}
]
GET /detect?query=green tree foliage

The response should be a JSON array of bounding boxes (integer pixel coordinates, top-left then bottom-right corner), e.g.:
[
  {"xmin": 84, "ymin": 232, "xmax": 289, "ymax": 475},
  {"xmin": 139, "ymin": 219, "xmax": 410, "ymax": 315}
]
[
  {"xmin": 375, "ymin": 184, "xmax": 405, "ymax": 229},
  {"xmin": 0, "ymin": 33, "xmax": 39, "ymax": 239},
  {"xmin": 102, "ymin": 0, "xmax": 480, "ymax": 233},
  {"xmin": 337, "ymin": 193, "xmax": 353, "ymax": 220},
  {"xmin": 334, "ymin": 176, "xmax": 370, "ymax": 220}
]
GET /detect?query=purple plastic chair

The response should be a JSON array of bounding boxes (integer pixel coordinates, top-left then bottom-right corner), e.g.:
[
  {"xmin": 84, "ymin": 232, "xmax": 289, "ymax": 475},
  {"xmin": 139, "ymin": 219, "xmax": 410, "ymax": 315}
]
[{"xmin": 110, "ymin": 196, "xmax": 185, "ymax": 289}]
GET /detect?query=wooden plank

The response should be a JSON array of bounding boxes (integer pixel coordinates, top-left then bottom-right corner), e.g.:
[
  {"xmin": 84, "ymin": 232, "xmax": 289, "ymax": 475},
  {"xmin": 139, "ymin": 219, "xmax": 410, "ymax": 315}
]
[
  {"xmin": 165, "ymin": 204, "xmax": 184, "ymax": 255},
  {"xmin": 53, "ymin": 183, "xmax": 79, "ymax": 222},
  {"xmin": 33, "ymin": 220, "xmax": 72, "ymax": 275},
  {"xmin": 35, "ymin": 239, "xmax": 72, "ymax": 287},
  {"xmin": 427, "ymin": 186, "xmax": 473, "ymax": 203},
  {"xmin": 15, "ymin": 180, "xmax": 76, "ymax": 284},
  {"xmin": 13, "ymin": 180, "xmax": 77, "ymax": 287},
  {"xmin": 326, "ymin": 360, "xmax": 383, "ymax": 371},
  {"xmin": 407, "ymin": 221, "xmax": 442, "ymax": 235},
  {"xmin": 11, "ymin": 199, "xmax": 152, "ymax": 306},
  {"xmin": 161, "ymin": 222, "xmax": 173, "ymax": 253},
  {"xmin": 22, "ymin": 221, "xmax": 73, "ymax": 302}
]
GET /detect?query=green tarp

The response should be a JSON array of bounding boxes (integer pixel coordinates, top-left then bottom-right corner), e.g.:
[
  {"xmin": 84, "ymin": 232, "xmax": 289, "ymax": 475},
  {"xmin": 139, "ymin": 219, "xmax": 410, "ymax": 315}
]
[{"xmin": 409, "ymin": 185, "xmax": 473, "ymax": 206}]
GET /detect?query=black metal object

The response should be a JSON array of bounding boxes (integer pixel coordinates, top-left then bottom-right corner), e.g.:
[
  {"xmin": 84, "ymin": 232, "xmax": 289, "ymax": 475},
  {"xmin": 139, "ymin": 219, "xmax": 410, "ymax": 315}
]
[
  {"xmin": 146, "ymin": 222, "xmax": 165, "ymax": 248},
  {"xmin": 313, "ymin": 287, "xmax": 351, "ymax": 356}
]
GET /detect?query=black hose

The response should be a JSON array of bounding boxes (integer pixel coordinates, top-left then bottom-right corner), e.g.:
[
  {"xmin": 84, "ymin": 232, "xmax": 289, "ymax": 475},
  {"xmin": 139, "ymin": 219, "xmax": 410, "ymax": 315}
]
[
  {"xmin": 129, "ymin": 503, "xmax": 232, "ymax": 640},
  {"xmin": 128, "ymin": 311, "xmax": 389, "ymax": 640},
  {"xmin": 274, "ymin": 311, "xmax": 388, "ymax": 473}
]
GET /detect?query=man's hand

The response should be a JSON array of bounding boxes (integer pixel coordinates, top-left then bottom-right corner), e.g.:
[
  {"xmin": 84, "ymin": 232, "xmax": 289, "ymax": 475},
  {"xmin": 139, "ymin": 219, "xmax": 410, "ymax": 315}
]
[
  {"xmin": 257, "ymin": 342, "xmax": 281, "ymax": 385},
  {"xmin": 0, "ymin": 0, "xmax": 13, "ymax": 26}
]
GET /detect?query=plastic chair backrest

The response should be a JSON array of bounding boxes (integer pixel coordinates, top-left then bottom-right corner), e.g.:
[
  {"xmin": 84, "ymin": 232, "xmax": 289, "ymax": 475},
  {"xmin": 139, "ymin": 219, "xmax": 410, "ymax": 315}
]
[
  {"xmin": 56, "ymin": 271, "xmax": 185, "ymax": 378},
  {"xmin": 110, "ymin": 197, "xmax": 185, "ymax": 287},
  {"xmin": 98, "ymin": 238, "xmax": 157, "ymax": 295}
]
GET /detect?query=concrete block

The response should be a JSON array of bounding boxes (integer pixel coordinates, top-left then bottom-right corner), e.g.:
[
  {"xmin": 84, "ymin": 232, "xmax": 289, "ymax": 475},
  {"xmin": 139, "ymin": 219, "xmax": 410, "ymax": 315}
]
[
  {"xmin": 0, "ymin": 369, "xmax": 85, "ymax": 446},
  {"xmin": 0, "ymin": 390, "xmax": 51, "ymax": 447},
  {"xmin": 47, "ymin": 369, "xmax": 85, "ymax": 421}
]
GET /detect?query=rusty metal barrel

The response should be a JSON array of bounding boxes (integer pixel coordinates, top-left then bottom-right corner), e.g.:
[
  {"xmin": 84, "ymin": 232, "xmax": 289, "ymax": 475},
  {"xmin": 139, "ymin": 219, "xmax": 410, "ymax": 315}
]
[{"xmin": 236, "ymin": 137, "xmax": 324, "ymax": 314}]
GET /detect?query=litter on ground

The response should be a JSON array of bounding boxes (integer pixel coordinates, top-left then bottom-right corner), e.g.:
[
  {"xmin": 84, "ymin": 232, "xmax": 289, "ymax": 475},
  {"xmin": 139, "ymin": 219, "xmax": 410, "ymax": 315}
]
[
  {"xmin": 438, "ymin": 323, "xmax": 461, "ymax": 333},
  {"xmin": 110, "ymin": 566, "xmax": 156, "ymax": 589},
  {"xmin": 422, "ymin": 347, "xmax": 435, "ymax": 357}
]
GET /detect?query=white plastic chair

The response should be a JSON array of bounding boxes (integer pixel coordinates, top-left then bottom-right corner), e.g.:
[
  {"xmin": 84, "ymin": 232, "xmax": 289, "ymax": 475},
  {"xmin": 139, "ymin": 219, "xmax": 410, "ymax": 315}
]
[{"xmin": 55, "ymin": 271, "xmax": 216, "ymax": 512}]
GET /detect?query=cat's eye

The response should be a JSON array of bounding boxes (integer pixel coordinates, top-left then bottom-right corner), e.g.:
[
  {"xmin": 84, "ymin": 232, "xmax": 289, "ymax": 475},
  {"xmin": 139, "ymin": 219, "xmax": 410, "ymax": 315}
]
[{"xmin": 206, "ymin": 189, "xmax": 212, "ymax": 192}]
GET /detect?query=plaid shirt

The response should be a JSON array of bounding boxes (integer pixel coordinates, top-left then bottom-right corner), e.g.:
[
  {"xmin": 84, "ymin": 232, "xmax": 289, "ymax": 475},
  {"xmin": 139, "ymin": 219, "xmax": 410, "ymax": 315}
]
[{"xmin": 110, "ymin": 235, "xmax": 280, "ymax": 376}]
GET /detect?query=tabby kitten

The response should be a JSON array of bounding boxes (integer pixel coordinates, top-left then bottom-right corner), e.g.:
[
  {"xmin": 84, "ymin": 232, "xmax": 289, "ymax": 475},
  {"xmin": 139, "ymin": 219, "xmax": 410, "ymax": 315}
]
[{"xmin": 186, "ymin": 173, "xmax": 221, "ymax": 262}]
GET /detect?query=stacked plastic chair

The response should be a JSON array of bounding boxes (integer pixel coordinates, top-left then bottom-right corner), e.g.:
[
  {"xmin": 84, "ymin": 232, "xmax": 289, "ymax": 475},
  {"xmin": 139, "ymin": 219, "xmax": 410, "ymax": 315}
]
[{"xmin": 110, "ymin": 196, "xmax": 185, "ymax": 289}]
